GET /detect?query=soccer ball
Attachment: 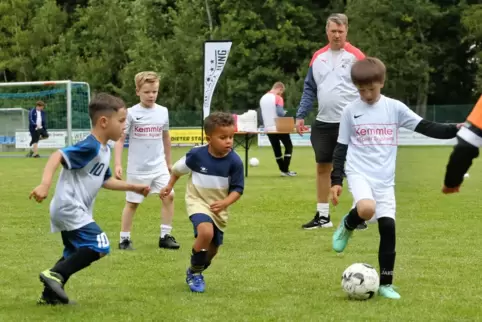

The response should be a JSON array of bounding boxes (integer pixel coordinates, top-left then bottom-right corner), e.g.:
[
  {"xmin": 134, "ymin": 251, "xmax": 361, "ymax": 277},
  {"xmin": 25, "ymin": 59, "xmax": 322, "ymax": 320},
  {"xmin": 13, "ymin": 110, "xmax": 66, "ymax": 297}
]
[
  {"xmin": 249, "ymin": 157, "xmax": 260, "ymax": 167},
  {"xmin": 341, "ymin": 263, "xmax": 380, "ymax": 300}
]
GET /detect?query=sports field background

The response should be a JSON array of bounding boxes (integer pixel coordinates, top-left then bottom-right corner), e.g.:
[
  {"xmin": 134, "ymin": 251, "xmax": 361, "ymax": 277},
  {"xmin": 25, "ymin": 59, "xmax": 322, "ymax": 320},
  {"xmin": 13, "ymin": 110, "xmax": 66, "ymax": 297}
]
[{"xmin": 0, "ymin": 146, "xmax": 481, "ymax": 321}]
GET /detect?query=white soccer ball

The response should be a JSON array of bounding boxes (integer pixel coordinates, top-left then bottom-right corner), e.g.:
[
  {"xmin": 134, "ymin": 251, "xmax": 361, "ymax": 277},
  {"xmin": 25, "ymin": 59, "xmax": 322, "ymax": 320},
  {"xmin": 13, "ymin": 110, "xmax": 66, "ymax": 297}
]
[
  {"xmin": 341, "ymin": 263, "xmax": 380, "ymax": 300},
  {"xmin": 249, "ymin": 157, "xmax": 260, "ymax": 167}
]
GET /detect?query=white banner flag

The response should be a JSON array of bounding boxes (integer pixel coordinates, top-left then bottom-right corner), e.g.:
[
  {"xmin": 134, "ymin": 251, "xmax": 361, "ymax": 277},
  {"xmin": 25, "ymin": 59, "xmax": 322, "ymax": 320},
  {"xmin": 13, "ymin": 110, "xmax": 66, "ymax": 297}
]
[{"xmin": 203, "ymin": 40, "xmax": 232, "ymax": 119}]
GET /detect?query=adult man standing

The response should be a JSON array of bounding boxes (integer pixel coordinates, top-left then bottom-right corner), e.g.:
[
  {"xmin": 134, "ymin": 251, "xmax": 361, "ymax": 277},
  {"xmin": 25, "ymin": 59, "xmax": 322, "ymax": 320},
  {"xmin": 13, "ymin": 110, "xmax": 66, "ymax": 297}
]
[
  {"xmin": 27, "ymin": 101, "xmax": 48, "ymax": 158},
  {"xmin": 296, "ymin": 13, "xmax": 367, "ymax": 230}
]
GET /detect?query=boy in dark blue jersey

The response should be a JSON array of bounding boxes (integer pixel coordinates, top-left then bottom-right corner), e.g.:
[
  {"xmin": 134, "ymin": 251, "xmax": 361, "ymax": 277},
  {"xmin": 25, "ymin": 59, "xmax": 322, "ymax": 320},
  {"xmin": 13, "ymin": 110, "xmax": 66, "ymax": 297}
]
[{"xmin": 160, "ymin": 112, "xmax": 244, "ymax": 293}]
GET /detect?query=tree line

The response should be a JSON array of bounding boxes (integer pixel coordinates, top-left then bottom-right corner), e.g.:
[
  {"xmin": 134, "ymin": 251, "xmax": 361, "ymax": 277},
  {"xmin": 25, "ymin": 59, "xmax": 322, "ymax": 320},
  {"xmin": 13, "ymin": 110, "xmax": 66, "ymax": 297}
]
[{"xmin": 1, "ymin": 0, "xmax": 481, "ymax": 119}]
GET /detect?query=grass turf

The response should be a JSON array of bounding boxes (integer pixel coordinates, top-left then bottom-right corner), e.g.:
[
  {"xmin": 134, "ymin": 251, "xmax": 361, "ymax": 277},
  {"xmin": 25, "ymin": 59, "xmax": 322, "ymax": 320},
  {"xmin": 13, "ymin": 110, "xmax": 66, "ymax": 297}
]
[{"xmin": 0, "ymin": 145, "xmax": 481, "ymax": 321}]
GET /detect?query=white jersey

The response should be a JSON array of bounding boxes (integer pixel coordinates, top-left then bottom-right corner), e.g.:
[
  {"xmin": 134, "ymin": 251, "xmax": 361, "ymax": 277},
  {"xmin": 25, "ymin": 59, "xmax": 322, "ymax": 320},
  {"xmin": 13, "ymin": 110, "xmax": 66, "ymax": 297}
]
[
  {"xmin": 296, "ymin": 43, "xmax": 365, "ymax": 123},
  {"xmin": 259, "ymin": 91, "xmax": 284, "ymax": 131},
  {"xmin": 259, "ymin": 93, "xmax": 277, "ymax": 131},
  {"xmin": 125, "ymin": 103, "xmax": 170, "ymax": 175},
  {"xmin": 337, "ymin": 95, "xmax": 422, "ymax": 187},
  {"xmin": 50, "ymin": 135, "xmax": 112, "ymax": 232}
]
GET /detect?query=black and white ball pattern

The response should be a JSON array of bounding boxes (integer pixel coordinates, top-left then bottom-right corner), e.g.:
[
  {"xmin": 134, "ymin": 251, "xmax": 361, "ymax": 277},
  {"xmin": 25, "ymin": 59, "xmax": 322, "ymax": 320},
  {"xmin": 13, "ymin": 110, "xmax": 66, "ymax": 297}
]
[{"xmin": 341, "ymin": 263, "xmax": 380, "ymax": 300}]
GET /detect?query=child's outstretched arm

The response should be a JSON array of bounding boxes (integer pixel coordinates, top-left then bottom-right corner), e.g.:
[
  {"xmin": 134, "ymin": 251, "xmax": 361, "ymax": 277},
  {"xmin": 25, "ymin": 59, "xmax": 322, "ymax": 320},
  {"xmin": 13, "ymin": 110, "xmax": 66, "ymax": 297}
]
[
  {"xmin": 103, "ymin": 177, "xmax": 150, "ymax": 196},
  {"xmin": 160, "ymin": 155, "xmax": 191, "ymax": 199},
  {"xmin": 413, "ymin": 120, "xmax": 461, "ymax": 139},
  {"xmin": 29, "ymin": 151, "xmax": 63, "ymax": 202},
  {"xmin": 396, "ymin": 101, "xmax": 462, "ymax": 139}
]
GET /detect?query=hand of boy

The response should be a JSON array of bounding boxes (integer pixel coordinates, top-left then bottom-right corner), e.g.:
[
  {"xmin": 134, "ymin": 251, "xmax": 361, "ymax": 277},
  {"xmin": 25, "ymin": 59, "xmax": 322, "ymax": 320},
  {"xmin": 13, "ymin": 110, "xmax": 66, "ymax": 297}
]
[
  {"xmin": 159, "ymin": 185, "xmax": 173, "ymax": 199},
  {"xmin": 442, "ymin": 185, "xmax": 460, "ymax": 194},
  {"xmin": 115, "ymin": 165, "xmax": 123, "ymax": 179},
  {"xmin": 330, "ymin": 185, "xmax": 343, "ymax": 206},
  {"xmin": 210, "ymin": 200, "xmax": 228, "ymax": 214},
  {"xmin": 133, "ymin": 184, "xmax": 150, "ymax": 197},
  {"xmin": 29, "ymin": 183, "xmax": 50, "ymax": 203}
]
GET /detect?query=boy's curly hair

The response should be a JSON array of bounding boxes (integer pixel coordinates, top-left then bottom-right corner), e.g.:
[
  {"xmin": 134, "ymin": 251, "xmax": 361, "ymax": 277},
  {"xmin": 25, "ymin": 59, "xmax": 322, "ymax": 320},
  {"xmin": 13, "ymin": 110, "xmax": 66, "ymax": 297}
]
[{"xmin": 204, "ymin": 112, "xmax": 235, "ymax": 135}]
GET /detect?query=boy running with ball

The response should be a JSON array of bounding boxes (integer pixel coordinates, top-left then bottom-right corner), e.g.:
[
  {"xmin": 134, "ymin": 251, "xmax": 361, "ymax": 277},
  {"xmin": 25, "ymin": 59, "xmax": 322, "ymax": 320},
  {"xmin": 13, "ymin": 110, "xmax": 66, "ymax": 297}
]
[{"xmin": 329, "ymin": 57, "xmax": 461, "ymax": 299}]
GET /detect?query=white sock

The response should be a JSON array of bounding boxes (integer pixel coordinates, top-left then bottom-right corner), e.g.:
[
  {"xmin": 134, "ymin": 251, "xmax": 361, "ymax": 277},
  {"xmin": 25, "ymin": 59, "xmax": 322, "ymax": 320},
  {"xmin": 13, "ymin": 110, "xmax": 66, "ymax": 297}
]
[
  {"xmin": 160, "ymin": 225, "xmax": 172, "ymax": 238},
  {"xmin": 317, "ymin": 203, "xmax": 330, "ymax": 218},
  {"xmin": 120, "ymin": 231, "xmax": 130, "ymax": 242}
]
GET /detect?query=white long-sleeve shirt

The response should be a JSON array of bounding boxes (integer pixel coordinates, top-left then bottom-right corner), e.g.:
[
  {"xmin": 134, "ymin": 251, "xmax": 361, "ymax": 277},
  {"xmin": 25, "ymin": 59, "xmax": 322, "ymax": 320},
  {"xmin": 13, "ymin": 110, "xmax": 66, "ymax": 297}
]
[{"xmin": 296, "ymin": 43, "xmax": 365, "ymax": 123}]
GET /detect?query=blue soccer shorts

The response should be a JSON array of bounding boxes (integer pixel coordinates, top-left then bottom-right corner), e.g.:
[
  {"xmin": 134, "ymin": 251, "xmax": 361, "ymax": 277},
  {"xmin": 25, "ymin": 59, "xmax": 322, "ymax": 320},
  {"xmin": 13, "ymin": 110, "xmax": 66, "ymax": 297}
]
[
  {"xmin": 60, "ymin": 222, "xmax": 110, "ymax": 258},
  {"xmin": 190, "ymin": 213, "xmax": 224, "ymax": 246}
]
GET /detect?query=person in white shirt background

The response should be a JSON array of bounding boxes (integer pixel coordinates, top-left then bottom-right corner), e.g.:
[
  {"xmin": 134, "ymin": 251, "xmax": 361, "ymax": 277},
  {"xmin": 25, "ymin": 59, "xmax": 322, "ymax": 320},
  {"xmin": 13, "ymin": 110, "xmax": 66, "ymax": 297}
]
[
  {"xmin": 329, "ymin": 57, "xmax": 461, "ymax": 299},
  {"xmin": 114, "ymin": 71, "xmax": 180, "ymax": 250},
  {"xmin": 295, "ymin": 13, "xmax": 368, "ymax": 230},
  {"xmin": 259, "ymin": 82, "xmax": 296, "ymax": 176}
]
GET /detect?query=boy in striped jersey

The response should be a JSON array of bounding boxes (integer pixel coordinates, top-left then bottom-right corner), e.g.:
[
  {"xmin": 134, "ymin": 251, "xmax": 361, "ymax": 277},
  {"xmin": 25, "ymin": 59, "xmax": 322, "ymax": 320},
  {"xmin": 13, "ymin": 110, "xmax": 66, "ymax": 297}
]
[{"xmin": 160, "ymin": 112, "xmax": 244, "ymax": 293}]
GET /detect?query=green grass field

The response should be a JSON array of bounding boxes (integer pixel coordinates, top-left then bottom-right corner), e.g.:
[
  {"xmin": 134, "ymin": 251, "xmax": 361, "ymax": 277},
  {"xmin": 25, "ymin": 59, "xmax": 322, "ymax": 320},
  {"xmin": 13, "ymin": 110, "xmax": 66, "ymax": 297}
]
[{"xmin": 0, "ymin": 146, "xmax": 481, "ymax": 321}]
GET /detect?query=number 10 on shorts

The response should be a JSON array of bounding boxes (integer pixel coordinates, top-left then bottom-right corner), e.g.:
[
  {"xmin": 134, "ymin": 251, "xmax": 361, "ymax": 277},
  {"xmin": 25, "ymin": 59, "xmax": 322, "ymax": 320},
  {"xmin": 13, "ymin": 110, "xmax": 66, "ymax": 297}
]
[{"xmin": 97, "ymin": 232, "xmax": 110, "ymax": 248}]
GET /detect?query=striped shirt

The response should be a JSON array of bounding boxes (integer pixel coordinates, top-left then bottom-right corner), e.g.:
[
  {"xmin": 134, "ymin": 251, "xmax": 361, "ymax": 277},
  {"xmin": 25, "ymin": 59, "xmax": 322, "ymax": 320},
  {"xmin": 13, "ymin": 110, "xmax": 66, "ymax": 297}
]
[{"xmin": 172, "ymin": 145, "xmax": 244, "ymax": 231}]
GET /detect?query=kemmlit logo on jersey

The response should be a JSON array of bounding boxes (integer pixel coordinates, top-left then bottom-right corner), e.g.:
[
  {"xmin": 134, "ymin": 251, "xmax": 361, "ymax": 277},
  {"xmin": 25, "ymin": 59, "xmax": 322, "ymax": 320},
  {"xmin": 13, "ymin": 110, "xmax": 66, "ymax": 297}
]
[
  {"xmin": 353, "ymin": 123, "xmax": 397, "ymax": 146},
  {"xmin": 132, "ymin": 124, "xmax": 164, "ymax": 139}
]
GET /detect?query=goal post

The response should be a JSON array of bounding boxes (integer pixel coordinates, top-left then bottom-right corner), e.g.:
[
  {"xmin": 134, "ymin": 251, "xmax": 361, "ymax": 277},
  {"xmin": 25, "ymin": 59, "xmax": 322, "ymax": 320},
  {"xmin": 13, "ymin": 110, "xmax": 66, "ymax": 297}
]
[{"xmin": 0, "ymin": 80, "xmax": 91, "ymax": 154}]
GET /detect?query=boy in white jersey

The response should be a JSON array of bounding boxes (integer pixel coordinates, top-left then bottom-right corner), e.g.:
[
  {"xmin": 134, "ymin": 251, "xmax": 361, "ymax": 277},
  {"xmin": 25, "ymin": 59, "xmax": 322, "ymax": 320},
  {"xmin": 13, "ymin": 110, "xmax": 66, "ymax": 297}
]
[
  {"xmin": 160, "ymin": 112, "xmax": 244, "ymax": 293},
  {"xmin": 115, "ymin": 71, "xmax": 179, "ymax": 250},
  {"xmin": 329, "ymin": 57, "xmax": 461, "ymax": 299},
  {"xmin": 30, "ymin": 93, "xmax": 150, "ymax": 305}
]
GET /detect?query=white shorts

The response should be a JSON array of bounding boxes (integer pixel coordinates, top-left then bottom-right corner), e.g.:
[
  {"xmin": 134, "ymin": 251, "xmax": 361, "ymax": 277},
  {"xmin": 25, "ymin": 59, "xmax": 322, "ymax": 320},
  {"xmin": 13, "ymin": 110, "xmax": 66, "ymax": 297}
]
[
  {"xmin": 346, "ymin": 173, "xmax": 396, "ymax": 223},
  {"xmin": 126, "ymin": 171, "xmax": 173, "ymax": 203}
]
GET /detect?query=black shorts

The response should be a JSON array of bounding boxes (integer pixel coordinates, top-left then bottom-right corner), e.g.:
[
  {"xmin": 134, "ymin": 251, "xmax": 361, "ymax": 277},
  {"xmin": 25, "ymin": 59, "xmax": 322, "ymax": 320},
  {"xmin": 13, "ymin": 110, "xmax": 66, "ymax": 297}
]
[
  {"xmin": 310, "ymin": 121, "xmax": 340, "ymax": 163},
  {"xmin": 30, "ymin": 128, "xmax": 48, "ymax": 145}
]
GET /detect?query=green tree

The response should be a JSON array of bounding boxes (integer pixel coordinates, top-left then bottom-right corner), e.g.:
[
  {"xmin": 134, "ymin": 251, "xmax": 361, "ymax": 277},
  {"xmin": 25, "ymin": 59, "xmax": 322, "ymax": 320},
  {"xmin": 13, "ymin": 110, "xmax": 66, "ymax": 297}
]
[
  {"xmin": 216, "ymin": 0, "xmax": 330, "ymax": 111},
  {"xmin": 55, "ymin": 0, "xmax": 134, "ymax": 93},
  {"xmin": 462, "ymin": 3, "xmax": 482, "ymax": 93},
  {"xmin": 0, "ymin": 0, "xmax": 43, "ymax": 81},
  {"xmin": 28, "ymin": 0, "xmax": 68, "ymax": 80},
  {"xmin": 346, "ymin": 0, "xmax": 442, "ymax": 116},
  {"xmin": 427, "ymin": 1, "xmax": 477, "ymax": 105}
]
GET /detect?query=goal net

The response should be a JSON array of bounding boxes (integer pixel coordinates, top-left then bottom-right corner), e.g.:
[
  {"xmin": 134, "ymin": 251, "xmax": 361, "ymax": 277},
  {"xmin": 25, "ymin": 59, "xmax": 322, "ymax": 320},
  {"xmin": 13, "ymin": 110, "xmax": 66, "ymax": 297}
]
[{"xmin": 0, "ymin": 81, "xmax": 91, "ymax": 155}]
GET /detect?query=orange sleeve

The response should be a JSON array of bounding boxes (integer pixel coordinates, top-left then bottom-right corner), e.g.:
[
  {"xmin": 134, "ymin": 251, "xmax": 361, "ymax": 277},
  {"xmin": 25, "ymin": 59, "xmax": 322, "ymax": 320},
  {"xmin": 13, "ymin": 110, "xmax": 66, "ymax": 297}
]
[{"xmin": 467, "ymin": 95, "xmax": 482, "ymax": 129}]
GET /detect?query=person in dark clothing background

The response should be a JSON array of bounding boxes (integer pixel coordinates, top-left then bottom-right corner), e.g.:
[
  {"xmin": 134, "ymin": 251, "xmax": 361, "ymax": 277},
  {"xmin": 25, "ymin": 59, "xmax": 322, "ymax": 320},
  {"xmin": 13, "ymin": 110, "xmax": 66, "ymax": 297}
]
[{"xmin": 27, "ymin": 100, "xmax": 49, "ymax": 158}]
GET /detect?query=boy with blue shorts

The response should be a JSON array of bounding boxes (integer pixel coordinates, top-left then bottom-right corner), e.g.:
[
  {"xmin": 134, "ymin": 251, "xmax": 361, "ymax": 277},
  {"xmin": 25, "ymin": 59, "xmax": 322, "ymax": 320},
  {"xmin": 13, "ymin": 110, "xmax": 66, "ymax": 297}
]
[
  {"xmin": 30, "ymin": 93, "xmax": 150, "ymax": 305},
  {"xmin": 160, "ymin": 112, "xmax": 244, "ymax": 293}
]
